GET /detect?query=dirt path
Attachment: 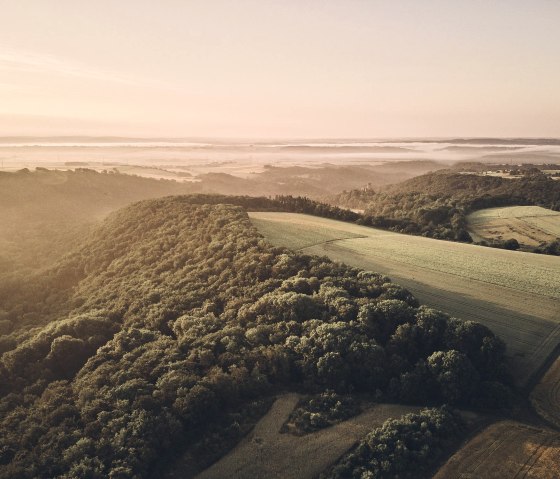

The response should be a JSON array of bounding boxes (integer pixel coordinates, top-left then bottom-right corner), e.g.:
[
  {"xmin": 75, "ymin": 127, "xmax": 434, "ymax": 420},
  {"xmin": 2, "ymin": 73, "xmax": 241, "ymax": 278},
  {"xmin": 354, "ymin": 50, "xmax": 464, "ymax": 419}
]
[{"xmin": 196, "ymin": 394, "xmax": 418, "ymax": 479}]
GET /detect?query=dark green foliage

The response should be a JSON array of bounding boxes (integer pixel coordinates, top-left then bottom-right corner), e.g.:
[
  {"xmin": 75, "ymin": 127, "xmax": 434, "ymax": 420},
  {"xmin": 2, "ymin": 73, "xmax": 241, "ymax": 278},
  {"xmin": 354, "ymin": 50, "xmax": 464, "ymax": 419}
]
[
  {"xmin": 283, "ymin": 390, "xmax": 360, "ymax": 434},
  {"xmin": 167, "ymin": 193, "xmax": 362, "ymax": 222},
  {"xmin": 323, "ymin": 407, "xmax": 464, "ymax": 479},
  {"xmin": 0, "ymin": 197, "xmax": 509, "ymax": 478}
]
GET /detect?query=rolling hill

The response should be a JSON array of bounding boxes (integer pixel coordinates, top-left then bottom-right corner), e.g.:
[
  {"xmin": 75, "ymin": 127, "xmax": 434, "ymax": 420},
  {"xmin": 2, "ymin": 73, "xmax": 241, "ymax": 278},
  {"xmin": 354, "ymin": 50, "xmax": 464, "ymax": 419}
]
[
  {"xmin": 0, "ymin": 163, "xmax": 439, "ymax": 273},
  {"xmin": 0, "ymin": 196, "xmax": 510, "ymax": 478}
]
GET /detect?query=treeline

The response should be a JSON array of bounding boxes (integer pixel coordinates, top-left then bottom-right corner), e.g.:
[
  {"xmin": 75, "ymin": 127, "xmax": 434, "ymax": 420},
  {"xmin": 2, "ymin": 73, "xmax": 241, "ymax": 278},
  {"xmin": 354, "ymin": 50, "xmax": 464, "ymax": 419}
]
[
  {"xmin": 173, "ymin": 193, "xmax": 362, "ymax": 221},
  {"xmin": 534, "ymin": 239, "xmax": 560, "ymax": 255},
  {"xmin": 335, "ymin": 170, "xmax": 560, "ymax": 245},
  {"xmin": 0, "ymin": 197, "xmax": 510, "ymax": 478},
  {"xmin": 323, "ymin": 407, "xmax": 464, "ymax": 479}
]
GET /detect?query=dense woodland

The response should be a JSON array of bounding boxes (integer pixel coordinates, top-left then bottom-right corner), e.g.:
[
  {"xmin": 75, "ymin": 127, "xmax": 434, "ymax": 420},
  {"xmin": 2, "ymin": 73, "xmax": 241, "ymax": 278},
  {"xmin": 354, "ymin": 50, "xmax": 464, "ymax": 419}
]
[
  {"xmin": 0, "ymin": 196, "xmax": 510, "ymax": 478},
  {"xmin": 324, "ymin": 407, "xmax": 464, "ymax": 479},
  {"xmin": 282, "ymin": 390, "xmax": 361, "ymax": 434},
  {"xmin": 335, "ymin": 170, "xmax": 560, "ymax": 248}
]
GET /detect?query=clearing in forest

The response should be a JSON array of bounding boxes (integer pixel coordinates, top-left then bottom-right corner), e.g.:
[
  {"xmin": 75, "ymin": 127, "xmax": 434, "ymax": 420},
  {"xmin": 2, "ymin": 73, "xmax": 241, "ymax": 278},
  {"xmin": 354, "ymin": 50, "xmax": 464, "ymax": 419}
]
[
  {"xmin": 467, "ymin": 205, "xmax": 560, "ymax": 246},
  {"xmin": 433, "ymin": 420, "xmax": 560, "ymax": 479},
  {"xmin": 249, "ymin": 212, "xmax": 560, "ymax": 387},
  {"xmin": 195, "ymin": 394, "xmax": 418, "ymax": 479}
]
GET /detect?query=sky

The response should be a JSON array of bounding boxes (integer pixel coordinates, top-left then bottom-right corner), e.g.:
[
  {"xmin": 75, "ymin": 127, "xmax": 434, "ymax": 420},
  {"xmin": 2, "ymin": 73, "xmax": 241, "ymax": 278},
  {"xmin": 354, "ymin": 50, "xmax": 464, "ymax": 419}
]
[{"xmin": 0, "ymin": 0, "xmax": 559, "ymax": 138}]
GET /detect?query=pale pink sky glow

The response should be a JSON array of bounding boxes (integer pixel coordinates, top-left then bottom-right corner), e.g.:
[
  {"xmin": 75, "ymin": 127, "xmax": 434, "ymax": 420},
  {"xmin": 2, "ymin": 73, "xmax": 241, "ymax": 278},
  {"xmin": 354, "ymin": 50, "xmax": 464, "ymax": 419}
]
[{"xmin": 0, "ymin": 0, "xmax": 559, "ymax": 138}]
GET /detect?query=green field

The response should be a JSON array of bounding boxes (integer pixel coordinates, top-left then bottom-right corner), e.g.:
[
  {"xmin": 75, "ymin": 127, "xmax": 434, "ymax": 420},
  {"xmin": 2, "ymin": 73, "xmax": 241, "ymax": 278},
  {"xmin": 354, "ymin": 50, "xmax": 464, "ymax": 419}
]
[
  {"xmin": 249, "ymin": 212, "xmax": 560, "ymax": 386},
  {"xmin": 467, "ymin": 205, "xmax": 560, "ymax": 246}
]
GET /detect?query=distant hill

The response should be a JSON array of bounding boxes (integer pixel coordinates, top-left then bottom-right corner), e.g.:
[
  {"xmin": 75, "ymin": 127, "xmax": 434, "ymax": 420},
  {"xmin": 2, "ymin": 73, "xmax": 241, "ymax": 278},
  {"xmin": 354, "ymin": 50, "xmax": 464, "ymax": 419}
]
[
  {"xmin": 194, "ymin": 161, "xmax": 439, "ymax": 198},
  {"xmin": 334, "ymin": 170, "xmax": 560, "ymax": 244},
  {"xmin": 444, "ymin": 138, "xmax": 560, "ymax": 146}
]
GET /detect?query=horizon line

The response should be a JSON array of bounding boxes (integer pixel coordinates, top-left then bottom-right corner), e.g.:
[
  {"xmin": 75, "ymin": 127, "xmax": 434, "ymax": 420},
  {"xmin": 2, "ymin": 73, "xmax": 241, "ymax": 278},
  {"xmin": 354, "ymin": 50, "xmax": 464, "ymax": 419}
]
[{"xmin": 1, "ymin": 135, "xmax": 560, "ymax": 142}]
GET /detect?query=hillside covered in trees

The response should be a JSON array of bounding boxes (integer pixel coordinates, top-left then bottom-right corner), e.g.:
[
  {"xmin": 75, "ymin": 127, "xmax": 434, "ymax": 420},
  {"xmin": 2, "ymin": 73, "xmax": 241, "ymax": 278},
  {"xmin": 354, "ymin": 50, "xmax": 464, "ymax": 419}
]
[
  {"xmin": 0, "ymin": 196, "xmax": 510, "ymax": 478},
  {"xmin": 335, "ymin": 170, "xmax": 560, "ymax": 245},
  {"xmin": 0, "ymin": 168, "xmax": 190, "ymax": 272}
]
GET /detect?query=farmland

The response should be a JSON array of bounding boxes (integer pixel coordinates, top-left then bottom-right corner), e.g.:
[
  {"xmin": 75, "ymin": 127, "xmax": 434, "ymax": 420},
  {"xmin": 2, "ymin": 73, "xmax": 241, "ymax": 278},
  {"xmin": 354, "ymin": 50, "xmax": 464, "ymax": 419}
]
[
  {"xmin": 194, "ymin": 394, "xmax": 418, "ymax": 479},
  {"xmin": 531, "ymin": 357, "xmax": 560, "ymax": 429},
  {"xmin": 249, "ymin": 212, "xmax": 560, "ymax": 386},
  {"xmin": 433, "ymin": 421, "xmax": 560, "ymax": 478},
  {"xmin": 467, "ymin": 206, "xmax": 560, "ymax": 246}
]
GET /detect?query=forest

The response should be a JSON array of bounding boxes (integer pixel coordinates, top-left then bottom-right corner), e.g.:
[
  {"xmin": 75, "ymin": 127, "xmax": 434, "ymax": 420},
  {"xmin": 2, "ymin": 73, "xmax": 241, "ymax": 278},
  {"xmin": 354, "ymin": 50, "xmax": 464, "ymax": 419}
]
[
  {"xmin": 0, "ymin": 196, "xmax": 510, "ymax": 478},
  {"xmin": 324, "ymin": 407, "xmax": 464, "ymax": 479}
]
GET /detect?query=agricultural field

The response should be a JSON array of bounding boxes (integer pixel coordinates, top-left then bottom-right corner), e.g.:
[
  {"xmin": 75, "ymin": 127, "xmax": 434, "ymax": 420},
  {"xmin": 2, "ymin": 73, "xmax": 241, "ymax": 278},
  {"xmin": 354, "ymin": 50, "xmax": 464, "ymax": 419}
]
[
  {"xmin": 249, "ymin": 212, "xmax": 560, "ymax": 386},
  {"xmin": 433, "ymin": 421, "xmax": 560, "ymax": 478},
  {"xmin": 251, "ymin": 218, "xmax": 366, "ymax": 250},
  {"xmin": 531, "ymin": 357, "xmax": 560, "ymax": 429},
  {"xmin": 194, "ymin": 394, "xmax": 418, "ymax": 479},
  {"xmin": 467, "ymin": 206, "xmax": 560, "ymax": 246}
]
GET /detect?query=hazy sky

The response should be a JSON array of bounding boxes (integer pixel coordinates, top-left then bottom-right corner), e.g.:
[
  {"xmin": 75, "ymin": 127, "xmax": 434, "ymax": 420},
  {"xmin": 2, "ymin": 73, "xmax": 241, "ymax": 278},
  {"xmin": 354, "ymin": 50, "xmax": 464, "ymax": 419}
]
[{"xmin": 0, "ymin": 0, "xmax": 559, "ymax": 138}]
